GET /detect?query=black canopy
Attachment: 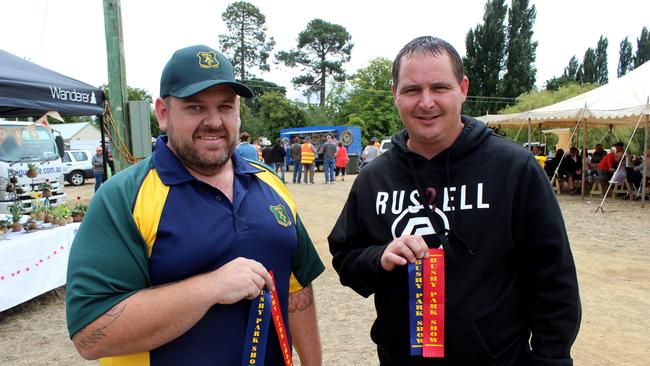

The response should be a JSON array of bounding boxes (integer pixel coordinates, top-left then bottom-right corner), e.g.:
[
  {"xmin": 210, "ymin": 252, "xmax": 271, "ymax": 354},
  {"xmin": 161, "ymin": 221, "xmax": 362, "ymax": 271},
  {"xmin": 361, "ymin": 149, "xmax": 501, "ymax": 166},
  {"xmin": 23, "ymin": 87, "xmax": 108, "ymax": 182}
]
[{"xmin": 0, "ymin": 49, "xmax": 105, "ymax": 118}]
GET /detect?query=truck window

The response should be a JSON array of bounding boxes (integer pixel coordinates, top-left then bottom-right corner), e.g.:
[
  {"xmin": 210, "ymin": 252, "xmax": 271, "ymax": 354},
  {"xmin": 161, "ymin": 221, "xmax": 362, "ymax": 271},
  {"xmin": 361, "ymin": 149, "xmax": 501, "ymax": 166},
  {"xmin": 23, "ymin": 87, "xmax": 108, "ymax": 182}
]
[{"xmin": 0, "ymin": 124, "xmax": 58, "ymax": 162}]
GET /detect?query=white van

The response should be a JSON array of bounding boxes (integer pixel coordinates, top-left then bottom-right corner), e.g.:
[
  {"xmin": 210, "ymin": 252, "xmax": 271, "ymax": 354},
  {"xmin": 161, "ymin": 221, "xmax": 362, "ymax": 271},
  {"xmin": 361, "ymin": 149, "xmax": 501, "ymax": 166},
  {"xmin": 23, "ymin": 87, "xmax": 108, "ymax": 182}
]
[{"xmin": 62, "ymin": 149, "xmax": 94, "ymax": 186}]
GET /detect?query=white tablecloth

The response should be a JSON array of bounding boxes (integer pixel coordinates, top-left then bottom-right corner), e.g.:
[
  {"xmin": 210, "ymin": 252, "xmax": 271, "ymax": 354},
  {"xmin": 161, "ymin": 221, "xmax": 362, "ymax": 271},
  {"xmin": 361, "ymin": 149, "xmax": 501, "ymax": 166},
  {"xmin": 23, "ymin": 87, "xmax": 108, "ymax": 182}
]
[{"xmin": 0, "ymin": 222, "xmax": 80, "ymax": 311}]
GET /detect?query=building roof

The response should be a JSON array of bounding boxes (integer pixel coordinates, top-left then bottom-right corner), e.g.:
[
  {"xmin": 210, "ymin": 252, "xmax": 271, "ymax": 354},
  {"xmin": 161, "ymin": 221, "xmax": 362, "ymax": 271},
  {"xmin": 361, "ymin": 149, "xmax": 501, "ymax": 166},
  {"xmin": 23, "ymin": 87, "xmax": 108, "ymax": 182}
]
[{"xmin": 51, "ymin": 122, "xmax": 98, "ymax": 139}]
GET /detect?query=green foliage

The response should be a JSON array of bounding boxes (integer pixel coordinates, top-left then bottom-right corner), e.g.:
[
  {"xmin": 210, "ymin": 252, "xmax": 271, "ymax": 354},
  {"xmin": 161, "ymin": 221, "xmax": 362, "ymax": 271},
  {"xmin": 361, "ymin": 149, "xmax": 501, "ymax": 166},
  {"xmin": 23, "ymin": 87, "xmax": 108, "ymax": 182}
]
[
  {"xmin": 501, "ymin": 0, "xmax": 537, "ymax": 99},
  {"xmin": 618, "ymin": 36, "xmax": 634, "ymax": 77},
  {"xmin": 499, "ymin": 82, "xmax": 597, "ymax": 114},
  {"xmin": 9, "ymin": 200, "xmax": 22, "ymax": 223},
  {"xmin": 218, "ymin": 1, "xmax": 275, "ymax": 81},
  {"xmin": 463, "ymin": 0, "xmax": 508, "ymax": 116},
  {"xmin": 545, "ymin": 56, "xmax": 580, "ymax": 90},
  {"xmin": 337, "ymin": 58, "xmax": 401, "ymax": 143},
  {"xmin": 578, "ymin": 36, "xmax": 608, "ymax": 85},
  {"xmin": 246, "ymin": 91, "xmax": 307, "ymax": 139},
  {"xmin": 635, "ymin": 26, "xmax": 650, "ymax": 68},
  {"xmin": 276, "ymin": 18, "xmax": 353, "ymax": 107},
  {"xmin": 52, "ymin": 205, "xmax": 71, "ymax": 219}
]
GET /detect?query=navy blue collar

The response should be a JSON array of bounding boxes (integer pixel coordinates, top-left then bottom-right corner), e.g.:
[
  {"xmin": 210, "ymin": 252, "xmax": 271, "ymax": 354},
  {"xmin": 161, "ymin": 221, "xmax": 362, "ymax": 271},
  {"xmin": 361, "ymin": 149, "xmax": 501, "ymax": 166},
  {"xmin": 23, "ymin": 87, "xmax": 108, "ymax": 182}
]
[{"xmin": 152, "ymin": 135, "xmax": 263, "ymax": 186}]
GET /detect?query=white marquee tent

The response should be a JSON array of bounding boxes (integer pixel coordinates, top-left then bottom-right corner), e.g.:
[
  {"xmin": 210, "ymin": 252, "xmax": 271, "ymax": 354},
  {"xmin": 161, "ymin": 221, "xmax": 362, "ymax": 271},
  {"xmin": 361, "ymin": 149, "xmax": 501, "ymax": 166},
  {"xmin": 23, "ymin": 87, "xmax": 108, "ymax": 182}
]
[{"xmin": 477, "ymin": 61, "xmax": 650, "ymax": 208}]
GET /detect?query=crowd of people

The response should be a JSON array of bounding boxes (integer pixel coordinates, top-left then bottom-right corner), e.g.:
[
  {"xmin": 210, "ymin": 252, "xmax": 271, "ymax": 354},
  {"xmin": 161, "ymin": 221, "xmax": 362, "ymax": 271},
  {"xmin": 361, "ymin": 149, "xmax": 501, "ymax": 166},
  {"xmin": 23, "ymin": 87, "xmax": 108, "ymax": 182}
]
[
  {"xmin": 540, "ymin": 141, "xmax": 649, "ymax": 196},
  {"xmin": 232, "ymin": 131, "xmax": 377, "ymax": 184}
]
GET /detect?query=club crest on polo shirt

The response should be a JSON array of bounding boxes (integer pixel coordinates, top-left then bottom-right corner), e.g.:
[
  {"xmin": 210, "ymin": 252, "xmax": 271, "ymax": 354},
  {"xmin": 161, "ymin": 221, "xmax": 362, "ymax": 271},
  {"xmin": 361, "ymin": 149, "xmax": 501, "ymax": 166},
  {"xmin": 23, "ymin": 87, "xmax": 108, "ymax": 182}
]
[
  {"xmin": 269, "ymin": 204, "xmax": 291, "ymax": 227},
  {"xmin": 197, "ymin": 51, "xmax": 219, "ymax": 68}
]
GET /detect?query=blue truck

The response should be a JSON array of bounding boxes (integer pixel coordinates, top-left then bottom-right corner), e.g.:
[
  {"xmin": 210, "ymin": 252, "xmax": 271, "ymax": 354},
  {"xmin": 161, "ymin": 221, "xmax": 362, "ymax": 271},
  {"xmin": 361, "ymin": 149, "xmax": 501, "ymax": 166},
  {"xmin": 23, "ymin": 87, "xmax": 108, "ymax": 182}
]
[{"xmin": 280, "ymin": 125, "xmax": 362, "ymax": 173}]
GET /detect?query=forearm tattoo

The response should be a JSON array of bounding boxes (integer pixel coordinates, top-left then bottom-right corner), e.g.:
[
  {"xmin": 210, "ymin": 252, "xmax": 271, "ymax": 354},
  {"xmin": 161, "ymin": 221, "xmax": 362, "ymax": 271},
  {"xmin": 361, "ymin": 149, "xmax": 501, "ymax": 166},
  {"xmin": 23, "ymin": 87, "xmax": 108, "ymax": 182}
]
[
  {"xmin": 288, "ymin": 284, "xmax": 314, "ymax": 313},
  {"xmin": 72, "ymin": 303, "xmax": 126, "ymax": 349}
]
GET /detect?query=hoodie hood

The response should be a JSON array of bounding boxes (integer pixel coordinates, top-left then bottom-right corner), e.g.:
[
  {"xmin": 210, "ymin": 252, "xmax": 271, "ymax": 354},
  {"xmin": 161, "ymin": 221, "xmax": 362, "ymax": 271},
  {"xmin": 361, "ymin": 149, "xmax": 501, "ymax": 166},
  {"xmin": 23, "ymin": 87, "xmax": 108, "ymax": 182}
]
[{"xmin": 391, "ymin": 115, "xmax": 492, "ymax": 161}]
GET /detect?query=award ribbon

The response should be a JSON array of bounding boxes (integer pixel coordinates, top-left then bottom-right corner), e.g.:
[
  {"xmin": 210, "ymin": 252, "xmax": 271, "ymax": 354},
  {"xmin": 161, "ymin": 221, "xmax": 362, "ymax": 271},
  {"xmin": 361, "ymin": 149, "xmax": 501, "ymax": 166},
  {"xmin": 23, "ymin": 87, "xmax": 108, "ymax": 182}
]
[
  {"xmin": 408, "ymin": 258, "xmax": 424, "ymax": 355},
  {"xmin": 242, "ymin": 271, "xmax": 293, "ymax": 366},
  {"xmin": 422, "ymin": 248, "xmax": 445, "ymax": 358},
  {"xmin": 269, "ymin": 272, "xmax": 293, "ymax": 366},
  {"xmin": 242, "ymin": 288, "xmax": 272, "ymax": 365},
  {"xmin": 409, "ymin": 248, "xmax": 445, "ymax": 358}
]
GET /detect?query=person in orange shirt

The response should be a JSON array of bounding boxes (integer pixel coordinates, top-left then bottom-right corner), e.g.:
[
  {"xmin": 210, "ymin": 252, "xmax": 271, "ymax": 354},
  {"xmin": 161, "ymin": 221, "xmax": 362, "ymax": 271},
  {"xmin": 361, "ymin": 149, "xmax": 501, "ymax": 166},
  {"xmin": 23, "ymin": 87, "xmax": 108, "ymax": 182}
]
[{"xmin": 301, "ymin": 136, "xmax": 317, "ymax": 184}]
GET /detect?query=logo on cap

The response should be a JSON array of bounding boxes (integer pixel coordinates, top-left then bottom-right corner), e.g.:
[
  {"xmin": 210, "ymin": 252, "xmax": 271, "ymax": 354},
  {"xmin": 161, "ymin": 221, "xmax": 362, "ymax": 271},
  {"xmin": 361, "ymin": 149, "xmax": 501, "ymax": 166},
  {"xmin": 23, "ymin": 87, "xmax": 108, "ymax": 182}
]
[{"xmin": 197, "ymin": 51, "xmax": 220, "ymax": 69}]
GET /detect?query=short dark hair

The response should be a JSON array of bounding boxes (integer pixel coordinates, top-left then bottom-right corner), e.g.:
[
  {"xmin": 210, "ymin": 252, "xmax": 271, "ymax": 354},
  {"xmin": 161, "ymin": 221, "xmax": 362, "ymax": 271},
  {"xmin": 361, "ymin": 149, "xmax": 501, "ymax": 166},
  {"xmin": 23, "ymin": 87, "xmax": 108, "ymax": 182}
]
[
  {"xmin": 239, "ymin": 132, "xmax": 250, "ymax": 142},
  {"xmin": 392, "ymin": 36, "xmax": 464, "ymax": 89},
  {"xmin": 614, "ymin": 142, "xmax": 625, "ymax": 148}
]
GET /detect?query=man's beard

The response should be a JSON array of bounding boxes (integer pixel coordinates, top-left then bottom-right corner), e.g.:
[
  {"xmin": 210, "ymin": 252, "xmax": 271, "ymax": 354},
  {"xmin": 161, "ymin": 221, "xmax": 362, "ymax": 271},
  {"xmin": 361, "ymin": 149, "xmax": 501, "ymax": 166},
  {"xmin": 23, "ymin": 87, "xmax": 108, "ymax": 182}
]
[{"xmin": 168, "ymin": 126, "xmax": 237, "ymax": 175}]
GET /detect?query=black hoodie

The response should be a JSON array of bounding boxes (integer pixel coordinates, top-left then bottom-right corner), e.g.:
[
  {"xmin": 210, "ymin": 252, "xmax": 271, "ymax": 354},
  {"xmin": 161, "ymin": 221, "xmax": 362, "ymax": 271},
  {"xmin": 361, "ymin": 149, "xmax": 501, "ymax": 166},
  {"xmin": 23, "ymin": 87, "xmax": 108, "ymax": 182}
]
[{"xmin": 328, "ymin": 116, "xmax": 581, "ymax": 365}]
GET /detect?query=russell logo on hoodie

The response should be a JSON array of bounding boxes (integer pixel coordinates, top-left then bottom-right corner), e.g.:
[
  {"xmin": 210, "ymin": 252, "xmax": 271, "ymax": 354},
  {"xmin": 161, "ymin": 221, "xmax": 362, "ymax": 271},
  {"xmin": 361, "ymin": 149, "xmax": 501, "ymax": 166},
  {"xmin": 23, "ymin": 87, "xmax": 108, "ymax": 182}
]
[{"xmin": 375, "ymin": 183, "xmax": 490, "ymax": 238}]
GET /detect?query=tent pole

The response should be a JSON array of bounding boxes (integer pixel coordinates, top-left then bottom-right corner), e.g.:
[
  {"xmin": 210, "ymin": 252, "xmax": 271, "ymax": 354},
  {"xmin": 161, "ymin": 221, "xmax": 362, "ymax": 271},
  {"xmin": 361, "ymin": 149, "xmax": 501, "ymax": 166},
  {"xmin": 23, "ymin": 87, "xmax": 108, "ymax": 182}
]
[
  {"xmin": 538, "ymin": 123, "xmax": 542, "ymax": 151},
  {"xmin": 582, "ymin": 119, "xmax": 587, "ymax": 199},
  {"xmin": 608, "ymin": 124, "xmax": 613, "ymax": 148},
  {"xmin": 643, "ymin": 113, "xmax": 648, "ymax": 208},
  {"xmin": 527, "ymin": 118, "xmax": 531, "ymax": 148},
  {"xmin": 99, "ymin": 113, "xmax": 108, "ymax": 183}
]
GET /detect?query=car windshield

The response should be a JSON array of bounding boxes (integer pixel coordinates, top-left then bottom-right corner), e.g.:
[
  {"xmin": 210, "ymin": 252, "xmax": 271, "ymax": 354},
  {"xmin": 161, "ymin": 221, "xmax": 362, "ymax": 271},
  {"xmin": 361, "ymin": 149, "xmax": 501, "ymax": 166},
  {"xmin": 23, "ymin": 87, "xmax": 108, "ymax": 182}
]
[{"xmin": 0, "ymin": 124, "xmax": 58, "ymax": 162}]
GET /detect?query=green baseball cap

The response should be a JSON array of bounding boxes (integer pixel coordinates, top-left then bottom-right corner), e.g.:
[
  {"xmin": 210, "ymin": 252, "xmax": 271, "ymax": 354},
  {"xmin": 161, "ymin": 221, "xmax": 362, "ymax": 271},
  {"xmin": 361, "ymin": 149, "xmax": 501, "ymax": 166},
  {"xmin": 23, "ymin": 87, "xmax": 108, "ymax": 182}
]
[{"xmin": 159, "ymin": 45, "xmax": 253, "ymax": 98}]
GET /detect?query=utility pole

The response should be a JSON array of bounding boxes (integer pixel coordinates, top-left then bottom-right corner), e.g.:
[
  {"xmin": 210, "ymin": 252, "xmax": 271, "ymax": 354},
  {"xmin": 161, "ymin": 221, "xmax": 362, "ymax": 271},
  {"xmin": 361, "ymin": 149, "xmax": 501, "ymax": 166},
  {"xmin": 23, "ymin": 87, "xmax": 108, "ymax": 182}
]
[{"xmin": 102, "ymin": 0, "xmax": 130, "ymax": 172}]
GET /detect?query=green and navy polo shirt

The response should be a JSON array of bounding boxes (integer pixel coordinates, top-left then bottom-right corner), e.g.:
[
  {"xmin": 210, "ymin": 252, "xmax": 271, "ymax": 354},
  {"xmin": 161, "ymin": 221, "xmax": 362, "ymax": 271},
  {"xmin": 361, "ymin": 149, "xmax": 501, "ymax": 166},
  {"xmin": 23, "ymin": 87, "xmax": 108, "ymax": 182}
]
[{"xmin": 66, "ymin": 136, "xmax": 324, "ymax": 366}]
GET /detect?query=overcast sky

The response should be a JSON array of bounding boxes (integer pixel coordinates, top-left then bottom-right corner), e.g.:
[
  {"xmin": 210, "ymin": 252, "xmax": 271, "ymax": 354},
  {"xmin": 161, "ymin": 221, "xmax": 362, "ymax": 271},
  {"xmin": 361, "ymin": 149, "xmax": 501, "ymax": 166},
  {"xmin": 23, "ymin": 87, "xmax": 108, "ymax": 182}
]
[{"xmin": 1, "ymin": 0, "xmax": 648, "ymax": 101}]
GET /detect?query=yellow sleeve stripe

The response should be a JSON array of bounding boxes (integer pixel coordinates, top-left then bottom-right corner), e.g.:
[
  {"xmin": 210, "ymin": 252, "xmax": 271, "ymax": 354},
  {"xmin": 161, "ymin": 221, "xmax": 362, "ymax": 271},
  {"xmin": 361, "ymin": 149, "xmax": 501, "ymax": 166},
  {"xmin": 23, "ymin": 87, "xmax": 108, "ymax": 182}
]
[
  {"xmin": 289, "ymin": 273, "xmax": 303, "ymax": 293},
  {"xmin": 132, "ymin": 169, "xmax": 170, "ymax": 258},
  {"xmin": 99, "ymin": 352, "xmax": 149, "ymax": 366},
  {"xmin": 250, "ymin": 164, "xmax": 297, "ymax": 220}
]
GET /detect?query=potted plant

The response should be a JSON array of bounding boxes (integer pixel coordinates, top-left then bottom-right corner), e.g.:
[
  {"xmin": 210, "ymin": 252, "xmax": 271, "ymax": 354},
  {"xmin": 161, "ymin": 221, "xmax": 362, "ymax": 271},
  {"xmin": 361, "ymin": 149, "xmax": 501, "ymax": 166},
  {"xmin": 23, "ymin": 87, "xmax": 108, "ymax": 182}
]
[
  {"xmin": 26, "ymin": 163, "xmax": 38, "ymax": 178},
  {"xmin": 9, "ymin": 200, "xmax": 23, "ymax": 232},
  {"xmin": 0, "ymin": 220, "xmax": 9, "ymax": 234},
  {"xmin": 52, "ymin": 205, "xmax": 71, "ymax": 226},
  {"xmin": 71, "ymin": 196, "xmax": 87, "ymax": 222},
  {"xmin": 40, "ymin": 179, "xmax": 52, "ymax": 198},
  {"xmin": 43, "ymin": 206, "xmax": 54, "ymax": 224}
]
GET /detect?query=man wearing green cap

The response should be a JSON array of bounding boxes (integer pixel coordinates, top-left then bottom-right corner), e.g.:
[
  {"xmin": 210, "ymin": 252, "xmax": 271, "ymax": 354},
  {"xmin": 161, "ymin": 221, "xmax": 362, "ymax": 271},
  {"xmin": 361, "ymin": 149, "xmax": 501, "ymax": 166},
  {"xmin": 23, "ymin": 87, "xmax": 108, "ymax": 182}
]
[{"xmin": 66, "ymin": 45, "xmax": 324, "ymax": 365}]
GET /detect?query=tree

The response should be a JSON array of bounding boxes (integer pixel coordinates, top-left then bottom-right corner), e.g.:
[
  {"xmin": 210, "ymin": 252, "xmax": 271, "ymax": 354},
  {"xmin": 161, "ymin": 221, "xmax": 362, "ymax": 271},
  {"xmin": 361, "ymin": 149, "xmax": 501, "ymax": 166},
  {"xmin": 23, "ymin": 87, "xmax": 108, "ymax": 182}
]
[
  {"xmin": 252, "ymin": 91, "xmax": 307, "ymax": 138},
  {"xmin": 577, "ymin": 48, "xmax": 596, "ymax": 84},
  {"xmin": 339, "ymin": 58, "xmax": 401, "ymax": 142},
  {"xmin": 618, "ymin": 36, "xmax": 634, "ymax": 77},
  {"xmin": 594, "ymin": 36, "xmax": 609, "ymax": 84},
  {"xmin": 501, "ymin": 0, "xmax": 537, "ymax": 99},
  {"xmin": 546, "ymin": 56, "xmax": 581, "ymax": 90},
  {"xmin": 462, "ymin": 0, "xmax": 508, "ymax": 115},
  {"xmin": 276, "ymin": 19, "xmax": 353, "ymax": 107},
  {"xmin": 218, "ymin": 1, "xmax": 275, "ymax": 81},
  {"xmin": 578, "ymin": 36, "xmax": 608, "ymax": 85},
  {"xmin": 635, "ymin": 26, "xmax": 650, "ymax": 68}
]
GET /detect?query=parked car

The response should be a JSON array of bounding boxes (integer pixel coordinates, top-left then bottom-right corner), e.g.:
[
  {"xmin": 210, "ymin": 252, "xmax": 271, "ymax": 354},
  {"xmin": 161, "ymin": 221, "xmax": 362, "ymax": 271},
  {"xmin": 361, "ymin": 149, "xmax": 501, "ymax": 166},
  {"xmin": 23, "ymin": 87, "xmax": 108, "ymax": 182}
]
[
  {"xmin": 379, "ymin": 138, "xmax": 392, "ymax": 155},
  {"xmin": 62, "ymin": 149, "xmax": 94, "ymax": 186}
]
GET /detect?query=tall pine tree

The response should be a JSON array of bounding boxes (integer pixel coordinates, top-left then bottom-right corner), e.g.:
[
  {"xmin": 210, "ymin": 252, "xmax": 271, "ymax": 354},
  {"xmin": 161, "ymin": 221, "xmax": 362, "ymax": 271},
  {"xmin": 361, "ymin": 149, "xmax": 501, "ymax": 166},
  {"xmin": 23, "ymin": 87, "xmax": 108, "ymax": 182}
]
[
  {"xmin": 218, "ymin": 1, "xmax": 275, "ymax": 81},
  {"xmin": 578, "ymin": 37, "xmax": 608, "ymax": 85},
  {"xmin": 463, "ymin": 0, "xmax": 507, "ymax": 115},
  {"xmin": 501, "ymin": 0, "xmax": 537, "ymax": 99},
  {"xmin": 618, "ymin": 37, "xmax": 634, "ymax": 77},
  {"xmin": 276, "ymin": 19, "xmax": 352, "ymax": 107},
  {"xmin": 635, "ymin": 26, "xmax": 650, "ymax": 68},
  {"xmin": 594, "ymin": 36, "xmax": 609, "ymax": 84}
]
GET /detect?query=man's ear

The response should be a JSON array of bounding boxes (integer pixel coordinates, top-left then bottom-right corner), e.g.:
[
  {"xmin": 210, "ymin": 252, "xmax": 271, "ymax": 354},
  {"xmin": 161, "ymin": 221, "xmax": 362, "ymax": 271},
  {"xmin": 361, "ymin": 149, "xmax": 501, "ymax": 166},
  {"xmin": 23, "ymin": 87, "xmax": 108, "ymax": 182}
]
[
  {"xmin": 460, "ymin": 76, "xmax": 469, "ymax": 103},
  {"xmin": 154, "ymin": 97, "xmax": 169, "ymax": 132}
]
